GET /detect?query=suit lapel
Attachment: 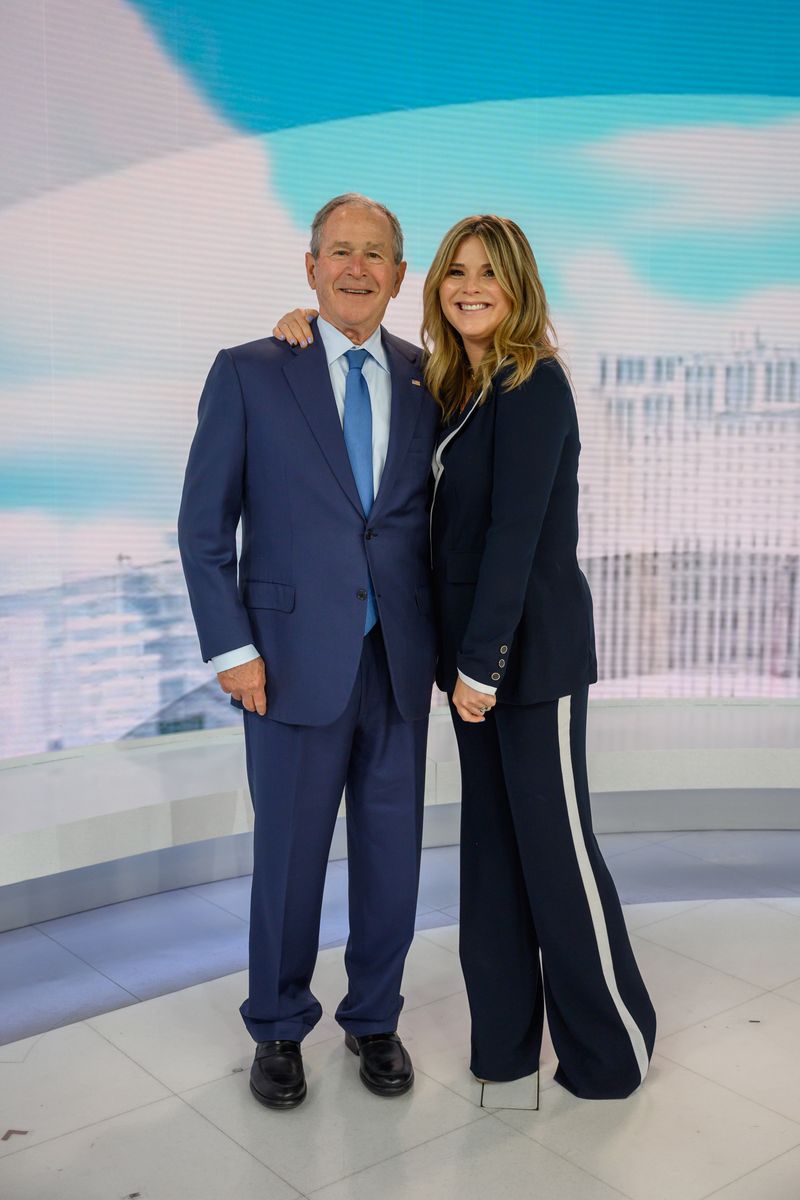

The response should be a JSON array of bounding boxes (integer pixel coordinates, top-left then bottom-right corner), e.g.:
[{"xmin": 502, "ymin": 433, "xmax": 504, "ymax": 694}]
[
  {"xmin": 440, "ymin": 391, "xmax": 481, "ymax": 444},
  {"xmin": 371, "ymin": 329, "xmax": 424, "ymax": 519},
  {"xmin": 433, "ymin": 388, "xmax": 482, "ymax": 476},
  {"xmin": 282, "ymin": 338, "xmax": 364, "ymax": 516}
]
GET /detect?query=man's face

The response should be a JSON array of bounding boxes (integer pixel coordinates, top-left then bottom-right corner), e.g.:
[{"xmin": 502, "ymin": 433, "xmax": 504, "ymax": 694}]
[{"xmin": 305, "ymin": 206, "xmax": 407, "ymax": 343}]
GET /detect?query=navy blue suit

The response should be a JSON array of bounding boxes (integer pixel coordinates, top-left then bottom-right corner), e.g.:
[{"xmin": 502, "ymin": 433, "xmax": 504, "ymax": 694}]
[
  {"xmin": 431, "ymin": 358, "xmax": 656, "ymax": 1098},
  {"xmin": 178, "ymin": 327, "xmax": 439, "ymax": 1041},
  {"xmin": 179, "ymin": 331, "xmax": 437, "ymax": 725},
  {"xmin": 432, "ymin": 357, "xmax": 597, "ymax": 701}
]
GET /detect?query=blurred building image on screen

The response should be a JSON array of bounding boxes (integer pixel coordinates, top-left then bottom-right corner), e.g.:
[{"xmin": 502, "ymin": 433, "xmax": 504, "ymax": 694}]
[
  {"xmin": 2, "ymin": 336, "xmax": 797, "ymax": 760},
  {"xmin": 0, "ymin": 556, "xmax": 211, "ymax": 756},
  {"xmin": 582, "ymin": 336, "xmax": 800, "ymax": 698}
]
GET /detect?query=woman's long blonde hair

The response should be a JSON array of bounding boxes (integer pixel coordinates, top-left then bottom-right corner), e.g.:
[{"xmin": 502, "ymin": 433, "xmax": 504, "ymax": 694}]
[{"xmin": 421, "ymin": 215, "xmax": 558, "ymax": 421}]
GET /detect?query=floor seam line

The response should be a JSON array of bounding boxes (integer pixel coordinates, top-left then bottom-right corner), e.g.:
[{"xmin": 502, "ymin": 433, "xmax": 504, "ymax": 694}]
[
  {"xmin": 82, "ymin": 1019, "xmax": 185, "ymax": 1095},
  {"xmin": 630, "ymin": 930, "xmax": 795, "ymax": 990},
  {"xmin": 26, "ymin": 925, "xmax": 143, "ymax": 1003},
  {"xmin": 184, "ymin": 890, "xmax": 251, "ymax": 924},
  {"xmin": 302, "ymin": 1112, "xmax": 490, "ymax": 1197},
  {"xmin": 769, "ymin": 980, "xmax": 800, "ymax": 1003},
  {"xmin": 487, "ymin": 1111, "xmax": 636, "ymax": 1198},
  {"xmin": 0, "ymin": 1094, "xmax": 170, "ymax": 1161},
  {"xmin": 652, "ymin": 1044, "xmax": 800, "ymax": 1127},
  {"xmin": 415, "ymin": 931, "xmax": 460, "ymax": 957},
  {"xmin": 754, "ymin": 897, "xmax": 800, "ymax": 919},
  {"xmin": 696, "ymin": 1135, "xmax": 800, "ymax": 1199},
  {"xmin": 0, "ymin": 1032, "xmax": 47, "ymax": 1063},
  {"xmin": 652, "ymin": 988, "xmax": 774, "ymax": 1042},
  {"xmin": 177, "ymin": 1095, "xmax": 307, "ymax": 1195},
  {"xmin": 649, "ymin": 1050, "xmax": 800, "ymax": 1127},
  {"xmin": 622, "ymin": 897, "xmax": 717, "ymax": 931},
  {"xmin": 403, "ymin": 987, "xmax": 466, "ymax": 1014},
  {"xmin": 411, "ymin": 1063, "xmax": 484, "ymax": 1111}
]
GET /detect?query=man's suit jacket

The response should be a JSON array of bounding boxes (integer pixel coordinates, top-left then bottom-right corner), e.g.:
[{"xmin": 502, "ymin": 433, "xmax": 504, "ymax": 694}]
[
  {"xmin": 177, "ymin": 328, "xmax": 440, "ymax": 726},
  {"xmin": 431, "ymin": 356, "xmax": 598, "ymax": 704}
]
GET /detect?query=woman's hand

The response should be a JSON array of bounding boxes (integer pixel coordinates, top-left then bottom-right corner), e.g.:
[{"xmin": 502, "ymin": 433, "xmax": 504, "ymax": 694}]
[
  {"xmin": 273, "ymin": 308, "xmax": 319, "ymax": 346},
  {"xmin": 452, "ymin": 677, "xmax": 497, "ymax": 723}
]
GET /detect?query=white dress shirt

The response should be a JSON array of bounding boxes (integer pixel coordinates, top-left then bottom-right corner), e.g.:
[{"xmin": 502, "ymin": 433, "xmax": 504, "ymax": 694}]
[{"xmin": 211, "ymin": 316, "xmax": 391, "ymax": 673}]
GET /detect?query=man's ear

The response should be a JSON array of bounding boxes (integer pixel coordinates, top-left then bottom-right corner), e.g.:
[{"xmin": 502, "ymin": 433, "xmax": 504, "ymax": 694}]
[
  {"xmin": 391, "ymin": 260, "xmax": 408, "ymax": 299},
  {"xmin": 305, "ymin": 251, "xmax": 317, "ymax": 289}
]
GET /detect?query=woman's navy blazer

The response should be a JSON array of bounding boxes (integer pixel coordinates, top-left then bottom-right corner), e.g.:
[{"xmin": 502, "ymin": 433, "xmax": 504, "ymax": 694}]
[{"xmin": 431, "ymin": 356, "xmax": 598, "ymax": 704}]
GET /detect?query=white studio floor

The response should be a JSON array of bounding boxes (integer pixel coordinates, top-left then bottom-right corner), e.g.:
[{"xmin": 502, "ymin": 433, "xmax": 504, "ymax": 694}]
[{"xmin": 3, "ymin": 887, "xmax": 800, "ymax": 1199}]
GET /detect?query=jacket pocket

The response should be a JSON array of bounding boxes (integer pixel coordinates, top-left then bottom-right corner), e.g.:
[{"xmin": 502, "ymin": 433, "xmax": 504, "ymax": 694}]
[
  {"xmin": 243, "ymin": 580, "xmax": 295, "ymax": 611},
  {"xmin": 446, "ymin": 551, "xmax": 483, "ymax": 584}
]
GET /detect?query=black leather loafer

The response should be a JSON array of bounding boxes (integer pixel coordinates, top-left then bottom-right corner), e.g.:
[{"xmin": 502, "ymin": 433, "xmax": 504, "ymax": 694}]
[
  {"xmin": 344, "ymin": 1031, "xmax": 414, "ymax": 1096},
  {"xmin": 249, "ymin": 1040, "xmax": 307, "ymax": 1109}
]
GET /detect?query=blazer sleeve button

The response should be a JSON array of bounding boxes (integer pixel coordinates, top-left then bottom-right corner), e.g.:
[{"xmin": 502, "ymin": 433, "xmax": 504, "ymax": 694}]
[
  {"xmin": 500, "ymin": 644, "xmax": 508, "ymax": 653},
  {"xmin": 498, "ymin": 659, "xmax": 505, "ymax": 667},
  {"xmin": 491, "ymin": 672, "xmax": 501, "ymax": 681}
]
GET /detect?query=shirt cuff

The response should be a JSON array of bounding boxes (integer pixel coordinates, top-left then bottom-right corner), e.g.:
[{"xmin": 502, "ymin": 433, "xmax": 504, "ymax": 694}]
[
  {"xmin": 457, "ymin": 670, "xmax": 497, "ymax": 696},
  {"xmin": 211, "ymin": 644, "xmax": 259, "ymax": 673}
]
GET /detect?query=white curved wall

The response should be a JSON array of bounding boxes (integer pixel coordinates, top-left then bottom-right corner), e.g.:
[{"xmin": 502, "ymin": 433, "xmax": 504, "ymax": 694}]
[{"xmin": 2, "ymin": 700, "xmax": 798, "ymax": 892}]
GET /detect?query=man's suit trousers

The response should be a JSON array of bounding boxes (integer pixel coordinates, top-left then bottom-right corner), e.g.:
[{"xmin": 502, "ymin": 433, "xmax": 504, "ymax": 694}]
[
  {"xmin": 452, "ymin": 686, "xmax": 657, "ymax": 1099},
  {"xmin": 240, "ymin": 625, "xmax": 429, "ymax": 1043}
]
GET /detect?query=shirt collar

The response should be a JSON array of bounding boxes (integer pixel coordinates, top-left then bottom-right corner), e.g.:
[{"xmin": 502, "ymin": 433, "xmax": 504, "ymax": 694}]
[{"xmin": 316, "ymin": 315, "xmax": 389, "ymax": 373}]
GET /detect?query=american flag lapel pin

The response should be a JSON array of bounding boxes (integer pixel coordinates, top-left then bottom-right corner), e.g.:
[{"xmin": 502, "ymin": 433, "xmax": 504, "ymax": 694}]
[{"xmin": 411, "ymin": 379, "xmax": 422, "ymax": 387}]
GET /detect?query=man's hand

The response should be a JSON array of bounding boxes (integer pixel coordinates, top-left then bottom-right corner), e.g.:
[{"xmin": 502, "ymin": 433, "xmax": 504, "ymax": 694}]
[
  {"xmin": 452, "ymin": 677, "xmax": 496, "ymax": 724},
  {"xmin": 217, "ymin": 656, "xmax": 268, "ymax": 716}
]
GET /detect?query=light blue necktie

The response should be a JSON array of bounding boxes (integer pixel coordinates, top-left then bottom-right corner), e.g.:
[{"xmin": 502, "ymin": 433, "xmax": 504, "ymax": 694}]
[{"xmin": 344, "ymin": 348, "xmax": 378, "ymax": 635}]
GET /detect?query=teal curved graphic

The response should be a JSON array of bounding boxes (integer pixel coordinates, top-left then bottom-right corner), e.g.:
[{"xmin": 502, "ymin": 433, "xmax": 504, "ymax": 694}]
[
  {"xmin": 131, "ymin": 0, "xmax": 800, "ymax": 133},
  {"xmin": 264, "ymin": 95, "xmax": 800, "ymax": 300}
]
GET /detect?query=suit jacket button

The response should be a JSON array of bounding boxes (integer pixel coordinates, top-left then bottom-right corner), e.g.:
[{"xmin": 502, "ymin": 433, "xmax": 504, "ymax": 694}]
[
  {"xmin": 491, "ymin": 672, "xmax": 501, "ymax": 681},
  {"xmin": 500, "ymin": 644, "xmax": 508, "ymax": 654},
  {"xmin": 498, "ymin": 659, "xmax": 505, "ymax": 667},
  {"xmin": 356, "ymin": 589, "xmax": 368, "ymax": 600}
]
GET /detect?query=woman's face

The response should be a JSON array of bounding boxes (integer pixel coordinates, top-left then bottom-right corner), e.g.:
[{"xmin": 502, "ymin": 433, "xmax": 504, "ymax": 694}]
[{"xmin": 438, "ymin": 235, "xmax": 512, "ymax": 352}]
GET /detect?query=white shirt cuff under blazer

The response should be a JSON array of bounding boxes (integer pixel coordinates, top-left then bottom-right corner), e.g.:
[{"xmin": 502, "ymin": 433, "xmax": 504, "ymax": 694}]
[
  {"xmin": 457, "ymin": 670, "xmax": 497, "ymax": 696},
  {"xmin": 211, "ymin": 316, "xmax": 392, "ymax": 671},
  {"xmin": 211, "ymin": 644, "xmax": 260, "ymax": 673}
]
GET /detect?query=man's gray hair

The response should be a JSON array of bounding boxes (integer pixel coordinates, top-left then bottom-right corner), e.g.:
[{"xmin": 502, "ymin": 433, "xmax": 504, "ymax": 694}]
[{"xmin": 310, "ymin": 193, "xmax": 404, "ymax": 264}]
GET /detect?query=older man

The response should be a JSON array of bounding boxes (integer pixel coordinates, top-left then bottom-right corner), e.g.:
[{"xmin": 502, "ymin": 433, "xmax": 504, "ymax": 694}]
[{"xmin": 178, "ymin": 195, "xmax": 438, "ymax": 1108}]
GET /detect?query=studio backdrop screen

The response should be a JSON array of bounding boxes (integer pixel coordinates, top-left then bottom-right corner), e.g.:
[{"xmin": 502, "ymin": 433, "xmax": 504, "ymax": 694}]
[{"xmin": 1, "ymin": 1, "xmax": 798, "ymax": 759}]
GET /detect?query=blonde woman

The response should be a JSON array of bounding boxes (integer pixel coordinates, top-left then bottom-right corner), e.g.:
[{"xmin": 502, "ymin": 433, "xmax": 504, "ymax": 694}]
[{"xmin": 273, "ymin": 215, "xmax": 656, "ymax": 1100}]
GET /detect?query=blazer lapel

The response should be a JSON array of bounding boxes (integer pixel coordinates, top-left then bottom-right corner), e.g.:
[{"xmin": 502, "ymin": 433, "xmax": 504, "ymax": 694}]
[
  {"xmin": 371, "ymin": 329, "xmax": 425, "ymax": 518},
  {"xmin": 282, "ymin": 339, "xmax": 364, "ymax": 516},
  {"xmin": 434, "ymin": 388, "xmax": 482, "ymax": 471}
]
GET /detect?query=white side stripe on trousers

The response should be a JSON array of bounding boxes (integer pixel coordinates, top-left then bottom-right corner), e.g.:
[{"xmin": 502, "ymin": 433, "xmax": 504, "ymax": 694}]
[{"xmin": 557, "ymin": 695, "xmax": 650, "ymax": 1087}]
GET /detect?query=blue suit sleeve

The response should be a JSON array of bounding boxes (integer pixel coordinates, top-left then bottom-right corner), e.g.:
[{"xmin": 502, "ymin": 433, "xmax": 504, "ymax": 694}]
[
  {"xmin": 177, "ymin": 350, "xmax": 255, "ymax": 663},
  {"xmin": 456, "ymin": 362, "xmax": 572, "ymax": 687}
]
